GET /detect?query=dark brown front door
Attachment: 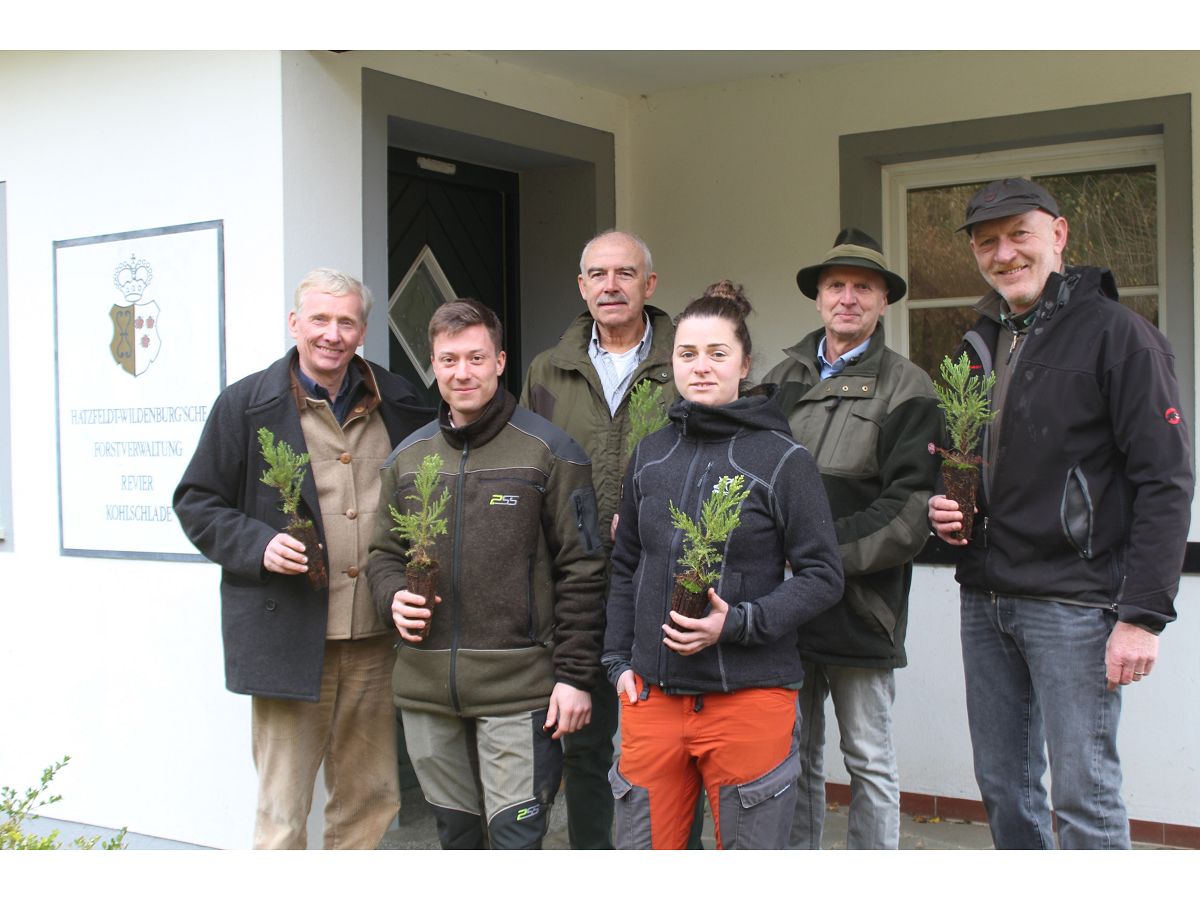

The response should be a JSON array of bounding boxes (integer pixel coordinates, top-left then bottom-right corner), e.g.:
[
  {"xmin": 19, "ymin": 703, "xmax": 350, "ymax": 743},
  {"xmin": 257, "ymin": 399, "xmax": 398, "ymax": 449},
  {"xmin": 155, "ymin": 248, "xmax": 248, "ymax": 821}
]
[{"xmin": 387, "ymin": 148, "xmax": 520, "ymax": 405}]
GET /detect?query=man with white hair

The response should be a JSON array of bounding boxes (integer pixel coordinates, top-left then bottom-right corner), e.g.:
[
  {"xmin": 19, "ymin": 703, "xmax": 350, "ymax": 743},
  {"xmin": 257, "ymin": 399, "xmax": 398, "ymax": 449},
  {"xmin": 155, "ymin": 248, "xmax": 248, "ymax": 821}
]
[{"xmin": 175, "ymin": 268, "xmax": 429, "ymax": 849}]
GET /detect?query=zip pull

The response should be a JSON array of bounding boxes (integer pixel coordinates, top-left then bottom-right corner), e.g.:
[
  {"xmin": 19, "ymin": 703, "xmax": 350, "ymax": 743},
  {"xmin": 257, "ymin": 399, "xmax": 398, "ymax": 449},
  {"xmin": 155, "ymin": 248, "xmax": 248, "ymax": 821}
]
[{"xmin": 574, "ymin": 492, "xmax": 589, "ymax": 534}]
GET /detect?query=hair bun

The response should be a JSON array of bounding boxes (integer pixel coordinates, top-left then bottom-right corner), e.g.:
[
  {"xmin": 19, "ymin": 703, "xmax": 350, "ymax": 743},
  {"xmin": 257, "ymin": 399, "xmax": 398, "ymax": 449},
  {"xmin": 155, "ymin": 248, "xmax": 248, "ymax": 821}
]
[
  {"xmin": 675, "ymin": 279, "xmax": 755, "ymax": 360},
  {"xmin": 701, "ymin": 280, "xmax": 752, "ymax": 317}
]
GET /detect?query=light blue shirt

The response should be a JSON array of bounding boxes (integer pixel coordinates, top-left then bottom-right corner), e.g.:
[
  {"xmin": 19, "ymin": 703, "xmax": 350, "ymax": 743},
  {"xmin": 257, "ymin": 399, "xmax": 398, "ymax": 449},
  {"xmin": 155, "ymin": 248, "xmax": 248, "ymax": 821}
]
[
  {"xmin": 588, "ymin": 314, "xmax": 654, "ymax": 415},
  {"xmin": 817, "ymin": 335, "xmax": 871, "ymax": 381}
]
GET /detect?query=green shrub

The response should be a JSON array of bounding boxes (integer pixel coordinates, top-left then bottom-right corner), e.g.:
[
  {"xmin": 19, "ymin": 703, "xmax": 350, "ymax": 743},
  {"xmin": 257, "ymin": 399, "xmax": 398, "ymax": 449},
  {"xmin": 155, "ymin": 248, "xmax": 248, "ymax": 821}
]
[{"xmin": 1, "ymin": 757, "xmax": 127, "ymax": 850}]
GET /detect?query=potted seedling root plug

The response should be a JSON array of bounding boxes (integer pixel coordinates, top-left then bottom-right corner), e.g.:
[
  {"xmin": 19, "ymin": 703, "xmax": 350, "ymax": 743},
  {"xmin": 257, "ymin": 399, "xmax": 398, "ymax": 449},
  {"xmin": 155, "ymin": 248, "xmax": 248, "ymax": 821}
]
[
  {"xmin": 932, "ymin": 352, "xmax": 997, "ymax": 542},
  {"xmin": 388, "ymin": 453, "xmax": 450, "ymax": 633},
  {"xmin": 258, "ymin": 427, "xmax": 327, "ymax": 590},
  {"xmin": 667, "ymin": 474, "xmax": 750, "ymax": 621}
]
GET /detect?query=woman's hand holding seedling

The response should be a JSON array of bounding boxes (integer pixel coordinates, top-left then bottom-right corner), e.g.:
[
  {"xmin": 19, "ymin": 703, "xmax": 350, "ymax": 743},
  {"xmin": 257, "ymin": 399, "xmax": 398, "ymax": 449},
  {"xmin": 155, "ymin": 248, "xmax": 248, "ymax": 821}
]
[{"xmin": 662, "ymin": 588, "xmax": 729, "ymax": 656}]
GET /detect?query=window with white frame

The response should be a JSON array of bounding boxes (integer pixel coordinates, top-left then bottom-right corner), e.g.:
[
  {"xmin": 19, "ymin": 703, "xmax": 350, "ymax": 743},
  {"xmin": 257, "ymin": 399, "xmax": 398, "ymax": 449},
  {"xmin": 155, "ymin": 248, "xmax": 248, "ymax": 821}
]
[{"xmin": 882, "ymin": 136, "xmax": 1164, "ymax": 381}]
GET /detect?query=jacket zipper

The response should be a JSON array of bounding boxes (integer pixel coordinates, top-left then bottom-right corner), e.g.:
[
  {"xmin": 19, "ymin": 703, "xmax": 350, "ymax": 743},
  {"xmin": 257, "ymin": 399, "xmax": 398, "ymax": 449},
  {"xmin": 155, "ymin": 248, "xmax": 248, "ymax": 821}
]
[
  {"xmin": 660, "ymin": 442, "xmax": 706, "ymax": 689},
  {"xmin": 449, "ymin": 440, "xmax": 469, "ymax": 714}
]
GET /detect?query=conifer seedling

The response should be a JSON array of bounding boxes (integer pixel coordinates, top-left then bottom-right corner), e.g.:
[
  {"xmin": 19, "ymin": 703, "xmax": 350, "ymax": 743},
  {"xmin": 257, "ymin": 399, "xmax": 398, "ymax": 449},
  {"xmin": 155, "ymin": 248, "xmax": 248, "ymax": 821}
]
[
  {"xmin": 388, "ymin": 454, "xmax": 450, "ymax": 632},
  {"xmin": 258, "ymin": 427, "xmax": 312, "ymax": 530},
  {"xmin": 932, "ymin": 353, "xmax": 997, "ymax": 541},
  {"xmin": 933, "ymin": 353, "xmax": 997, "ymax": 469},
  {"xmin": 669, "ymin": 474, "xmax": 750, "ymax": 597},
  {"xmin": 625, "ymin": 379, "xmax": 670, "ymax": 458},
  {"xmin": 257, "ymin": 427, "xmax": 327, "ymax": 588},
  {"xmin": 388, "ymin": 453, "xmax": 450, "ymax": 570}
]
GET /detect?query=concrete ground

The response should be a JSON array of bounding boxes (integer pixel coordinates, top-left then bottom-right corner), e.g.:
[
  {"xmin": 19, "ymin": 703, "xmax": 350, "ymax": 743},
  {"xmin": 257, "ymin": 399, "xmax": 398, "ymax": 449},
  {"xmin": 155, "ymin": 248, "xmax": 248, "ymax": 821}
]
[
  {"xmin": 378, "ymin": 784, "xmax": 999, "ymax": 850},
  {"xmin": 30, "ymin": 785, "xmax": 1170, "ymax": 850}
]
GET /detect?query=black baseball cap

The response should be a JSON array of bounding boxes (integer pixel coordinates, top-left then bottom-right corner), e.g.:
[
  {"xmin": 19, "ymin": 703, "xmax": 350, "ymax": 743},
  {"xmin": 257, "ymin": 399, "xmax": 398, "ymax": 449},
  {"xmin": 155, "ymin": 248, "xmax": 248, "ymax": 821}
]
[{"xmin": 958, "ymin": 178, "xmax": 1061, "ymax": 233}]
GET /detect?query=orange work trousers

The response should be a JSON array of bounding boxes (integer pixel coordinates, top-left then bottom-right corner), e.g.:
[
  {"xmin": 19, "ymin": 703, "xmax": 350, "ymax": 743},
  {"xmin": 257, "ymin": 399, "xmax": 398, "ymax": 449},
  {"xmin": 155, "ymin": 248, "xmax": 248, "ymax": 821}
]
[{"xmin": 611, "ymin": 676, "xmax": 800, "ymax": 849}]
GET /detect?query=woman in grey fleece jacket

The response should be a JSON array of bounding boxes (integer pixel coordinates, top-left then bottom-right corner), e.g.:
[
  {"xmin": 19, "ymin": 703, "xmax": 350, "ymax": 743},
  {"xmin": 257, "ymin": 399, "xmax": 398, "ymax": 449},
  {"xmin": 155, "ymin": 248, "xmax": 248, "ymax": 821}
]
[{"xmin": 603, "ymin": 283, "xmax": 843, "ymax": 850}]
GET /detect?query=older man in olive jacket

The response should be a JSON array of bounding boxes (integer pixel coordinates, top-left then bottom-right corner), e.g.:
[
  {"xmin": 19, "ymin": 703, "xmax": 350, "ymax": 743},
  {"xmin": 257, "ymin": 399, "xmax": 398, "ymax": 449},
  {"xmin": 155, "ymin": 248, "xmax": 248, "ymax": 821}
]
[
  {"xmin": 519, "ymin": 230, "xmax": 675, "ymax": 849},
  {"xmin": 764, "ymin": 229, "xmax": 941, "ymax": 850}
]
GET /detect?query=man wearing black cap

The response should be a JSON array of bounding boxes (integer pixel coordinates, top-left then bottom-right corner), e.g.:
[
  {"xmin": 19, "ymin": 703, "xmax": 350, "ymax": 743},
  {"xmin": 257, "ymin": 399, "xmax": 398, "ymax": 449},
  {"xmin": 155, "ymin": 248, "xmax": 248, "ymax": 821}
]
[
  {"xmin": 765, "ymin": 229, "xmax": 941, "ymax": 849},
  {"xmin": 929, "ymin": 178, "xmax": 1193, "ymax": 849}
]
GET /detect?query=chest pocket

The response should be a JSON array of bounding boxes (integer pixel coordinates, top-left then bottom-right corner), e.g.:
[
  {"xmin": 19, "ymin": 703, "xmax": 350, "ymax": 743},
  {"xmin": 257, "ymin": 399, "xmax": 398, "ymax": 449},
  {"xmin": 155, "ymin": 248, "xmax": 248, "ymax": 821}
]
[
  {"xmin": 474, "ymin": 475, "xmax": 547, "ymax": 558},
  {"xmin": 804, "ymin": 398, "xmax": 883, "ymax": 478}
]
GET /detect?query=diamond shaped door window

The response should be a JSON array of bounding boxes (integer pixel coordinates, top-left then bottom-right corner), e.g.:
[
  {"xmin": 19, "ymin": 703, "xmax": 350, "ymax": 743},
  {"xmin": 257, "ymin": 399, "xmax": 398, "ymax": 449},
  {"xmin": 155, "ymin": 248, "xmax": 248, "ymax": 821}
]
[{"xmin": 388, "ymin": 246, "xmax": 456, "ymax": 387}]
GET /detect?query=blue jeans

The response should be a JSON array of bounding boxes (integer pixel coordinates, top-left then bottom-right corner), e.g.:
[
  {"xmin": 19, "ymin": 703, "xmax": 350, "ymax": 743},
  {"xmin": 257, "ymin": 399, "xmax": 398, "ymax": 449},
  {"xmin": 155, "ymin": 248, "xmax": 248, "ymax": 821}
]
[
  {"xmin": 789, "ymin": 663, "xmax": 900, "ymax": 849},
  {"xmin": 960, "ymin": 589, "xmax": 1129, "ymax": 849}
]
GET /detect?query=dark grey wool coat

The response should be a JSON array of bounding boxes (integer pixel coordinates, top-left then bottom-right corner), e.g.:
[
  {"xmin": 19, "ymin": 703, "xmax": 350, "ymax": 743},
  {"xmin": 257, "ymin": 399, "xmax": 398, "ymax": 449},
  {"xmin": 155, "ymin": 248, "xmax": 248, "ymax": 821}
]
[{"xmin": 173, "ymin": 348, "xmax": 431, "ymax": 701}]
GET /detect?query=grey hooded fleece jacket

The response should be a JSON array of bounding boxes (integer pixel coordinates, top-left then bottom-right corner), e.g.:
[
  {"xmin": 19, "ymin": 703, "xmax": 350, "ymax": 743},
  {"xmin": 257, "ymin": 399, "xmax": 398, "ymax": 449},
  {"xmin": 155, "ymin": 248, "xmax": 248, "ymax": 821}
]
[{"xmin": 603, "ymin": 388, "xmax": 845, "ymax": 694}]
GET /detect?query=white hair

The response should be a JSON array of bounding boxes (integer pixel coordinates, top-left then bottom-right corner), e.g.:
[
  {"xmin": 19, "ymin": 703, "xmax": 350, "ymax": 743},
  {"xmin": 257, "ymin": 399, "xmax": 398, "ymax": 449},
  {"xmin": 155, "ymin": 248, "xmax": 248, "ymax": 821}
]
[
  {"xmin": 293, "ymin": 268, "xmax": 373, "ymax": 321},
  {"xmin": 578, "ymin": 230, "xmax": 654, "ymax": 280}
]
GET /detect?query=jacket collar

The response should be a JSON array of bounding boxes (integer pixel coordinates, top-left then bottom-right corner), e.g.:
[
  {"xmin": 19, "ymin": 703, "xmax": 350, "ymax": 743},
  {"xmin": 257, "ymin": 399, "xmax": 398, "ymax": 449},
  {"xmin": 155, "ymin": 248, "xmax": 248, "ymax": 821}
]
[
  {"xmin": 668, "ymin": 384, "xmax": 790, "ymax": 441},
  {"xmin": 972, "ymin": 265, "xmax": 1118, "ymax": 326},
  {"xmin": 550, "ymin": 305, "xmax": 676, "ymax": 372},
  {"xmin": 288, "ymin": 352, "xmax": 381, "ymax": 421},
  {"xmin": 437, "ymin": 387, "xmax": 516, "ymax": 450},
  {"xmin": 783, "ymin": 321, "xmax": 887, "ymax": 380}
]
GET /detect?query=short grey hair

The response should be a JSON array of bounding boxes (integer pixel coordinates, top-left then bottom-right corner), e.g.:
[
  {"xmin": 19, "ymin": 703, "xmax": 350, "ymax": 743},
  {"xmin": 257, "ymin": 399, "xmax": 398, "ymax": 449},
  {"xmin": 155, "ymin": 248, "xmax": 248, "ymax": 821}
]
[
  {"xmin": 293, "ymin": 268, "xmax": 373, "ymax": 322},
  {"xmin": 578, "ymin": 230, "xmax": 654, "ymax": 280}
]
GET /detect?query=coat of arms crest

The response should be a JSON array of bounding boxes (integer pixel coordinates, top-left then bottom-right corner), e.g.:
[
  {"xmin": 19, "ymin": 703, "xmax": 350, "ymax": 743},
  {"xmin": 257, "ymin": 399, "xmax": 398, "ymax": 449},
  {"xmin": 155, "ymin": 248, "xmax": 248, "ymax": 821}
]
[{"xmin": 109, "ymin": 255, "xmax": 162, "ymax": 376}]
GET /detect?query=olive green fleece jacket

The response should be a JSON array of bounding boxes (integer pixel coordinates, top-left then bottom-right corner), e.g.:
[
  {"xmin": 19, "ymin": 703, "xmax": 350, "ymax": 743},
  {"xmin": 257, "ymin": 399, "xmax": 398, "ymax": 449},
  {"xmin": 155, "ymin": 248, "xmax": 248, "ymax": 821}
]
[
  {"xmin": 519, "ymin": 306, "xmax": 676, "ymax": 552},
  {"xmin": 367, "ymin": 389, "xmax": 607, "ymax": 718}
]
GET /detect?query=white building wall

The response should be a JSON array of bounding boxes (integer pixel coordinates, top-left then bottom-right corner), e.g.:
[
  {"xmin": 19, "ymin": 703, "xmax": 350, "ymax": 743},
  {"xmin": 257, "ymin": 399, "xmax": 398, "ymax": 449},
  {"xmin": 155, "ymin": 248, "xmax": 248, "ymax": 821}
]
[
  {"xmin": 280, "ymin": 52, "xmax": 366, "ymax": 337},
  {"xmin": 0, "ymin": 50, "xmax": 287, "ymax": 848},
  {"xmin": 625, "ymin": 49, "xmax": 1200, "ymax": 828}
]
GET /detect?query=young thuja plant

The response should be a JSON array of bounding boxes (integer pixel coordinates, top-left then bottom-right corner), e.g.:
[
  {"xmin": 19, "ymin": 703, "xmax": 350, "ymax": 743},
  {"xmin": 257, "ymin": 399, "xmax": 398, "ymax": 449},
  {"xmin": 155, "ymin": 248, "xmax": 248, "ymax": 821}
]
[
  {"xmin": 388, "ymin": 453, "xmax": 450, "ymax": 570},
  {"xmin": 1, "ymin": 757, "xmax": 127, "ymax": 850},
  {"xmin": 257, "ymin": 427, "xmax": 327, "ymax": 588},
  {"xmin": 257, "ymin": 427, "xmax": 312, "ymax": 530},
  {"xmin": 625, "ymin": 379, "xmax": 670, "ymax": 458},
  {"xmin": 669, "ymin": 474, "xmax": 751, "ymax": 596},
  {"xmin": 932, "ymin": 353, "xmax": 997, "ymax": 541},
  {"xmin": 933, "ymin": 352, "xmax": 997, "ymax": 468},
  {"xmin": 388, "ymin": 454, "xmax": 450, "ymax": 633}
]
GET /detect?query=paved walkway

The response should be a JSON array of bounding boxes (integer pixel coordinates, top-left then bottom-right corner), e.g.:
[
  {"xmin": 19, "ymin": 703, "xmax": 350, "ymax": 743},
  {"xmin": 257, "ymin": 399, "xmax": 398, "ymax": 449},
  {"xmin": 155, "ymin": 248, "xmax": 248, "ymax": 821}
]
[
  {"xmin": 378, "ymin": 785, "xmax": 999, "ymax": 850},
  {"xmin": 32, "ymin": 786, "xmax": 1170, "ymax": 849}
]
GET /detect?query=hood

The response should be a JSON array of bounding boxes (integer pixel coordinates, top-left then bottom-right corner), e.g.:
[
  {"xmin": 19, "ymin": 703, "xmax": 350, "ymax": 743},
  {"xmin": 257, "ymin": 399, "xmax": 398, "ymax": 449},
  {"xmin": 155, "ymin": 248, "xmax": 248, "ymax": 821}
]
[{"xmin": 668, "ymin": 384, "xmax": 790, "ymax": 441}]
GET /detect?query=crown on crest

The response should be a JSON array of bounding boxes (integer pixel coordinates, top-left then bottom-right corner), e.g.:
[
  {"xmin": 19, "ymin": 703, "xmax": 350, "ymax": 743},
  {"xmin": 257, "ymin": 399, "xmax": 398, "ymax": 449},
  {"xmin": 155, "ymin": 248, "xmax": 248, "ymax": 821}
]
[{"xmin": 113, "ymin": 255, "xmax": 153, "ymax": 303}]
